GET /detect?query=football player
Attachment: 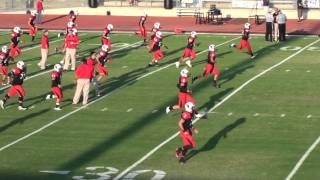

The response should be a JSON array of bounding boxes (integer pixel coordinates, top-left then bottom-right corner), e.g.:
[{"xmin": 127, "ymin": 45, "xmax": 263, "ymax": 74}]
[
  {"xmin": 0, "ymin": 46, "xmax": 10, "ymax": 86},
  {"xmin": 28, "ymin": 10, "xmax": 38, "ymax": 42},
  {"xmin": 166, "ymin": 68, "xmax": 195, "ymax": 113},
  {"xmin": 147, "ymin": 31, "xmax": 164, "ymax": 67},
  {"xmin": 96, "ymin": 45, "xmax": 112, "ymax": 82},
  {"xmin": 135, "ymin": 12, "xmax": 148, "ymax": 43},
  {"xmin": 102, "ymin": 24, "xmax": 114, "ymax": 50},
  {"xmin": 69, "ymin": 10, "xmax": 78, "ymax": 23},
  {"xmin": 176, "ymin": 31, "xmax": 197, "ymax": 68},
  {"xmin": 46, "ymin": 64, "xmax": 63, "ymax": 110},
  {"xmin": 175, "ymin": 102, "xmax": 198, "ymax": 163},
  {"xmin": 0, "ymin": 61, "xmax": 27, "ymax": 110},
  {"xmin": 230, "ymin": 22, "xmax": 256, "ymax": 59},
  {"xmin": 192, "ymin": 44, "xmax": 220, "ymax": 88},
  {"xmin": 9, "ymin": 26, "xmax": 23, "ymax": 61}
]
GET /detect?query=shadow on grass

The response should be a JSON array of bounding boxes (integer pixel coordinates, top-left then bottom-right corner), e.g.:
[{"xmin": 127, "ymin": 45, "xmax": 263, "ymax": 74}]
[{"xmin": 184, "ymin": 117, "xmax": 246, "ymax": 162}]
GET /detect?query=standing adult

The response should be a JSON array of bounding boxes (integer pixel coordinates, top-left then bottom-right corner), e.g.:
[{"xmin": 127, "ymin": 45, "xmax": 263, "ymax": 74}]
[
  {"xmin": 277, "ymin": 10, "xmax": 287, "ymax": 42},
  {"xmin": 265, "ymin": 8, "xmax": 273, "ymax": 42},
  {"xmin": 273, "ymin": 8, "xmax": 280, "ymax": 43},
  {"xmin": 73, "ymin": 58, "xmax": 93, "ymax": 106},
  {"xmin": 36, "ymin": 0, "xmax": 44, "ymax": 24},
  {"xmin": 38, "ymin": 30, "xmax": 49, "ymax": 70},
  {"xmin": 63, "ymin": 28, "xmax": 79, "ymax": 71},
  {"xmin": 297, "ymin": 0, "xmax": 304, "ymax": 22}
]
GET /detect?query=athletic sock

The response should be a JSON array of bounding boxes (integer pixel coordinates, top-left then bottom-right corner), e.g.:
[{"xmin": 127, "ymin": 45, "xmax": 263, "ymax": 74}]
[
  {"xmin": 32, "ymin": 36, "xmax": 35, "ymax": 42},
  {"xmin": 55, "ymin": 103, "xmax": 60, "ymax": 108}
]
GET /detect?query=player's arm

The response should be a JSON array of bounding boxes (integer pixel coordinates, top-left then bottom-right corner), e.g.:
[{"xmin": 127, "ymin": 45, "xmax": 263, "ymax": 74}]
[
  {"xmin": 179, "ymin": 119, "xmax": 186, "ymax": 132},
  {"xmin": 11, "ymin": 37, "xmax": 18, "ymax": 47}
]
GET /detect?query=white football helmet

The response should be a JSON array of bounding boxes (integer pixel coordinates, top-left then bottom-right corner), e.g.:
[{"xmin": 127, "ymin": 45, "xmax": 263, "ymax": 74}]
[
  {"xmin": 154, "ymin": 22, "xmax": 160, "ymax": 29},
  {"xmin": 67, "ymin": 21, "xmax": 74, "ymax": 28},
  {"xmin": 72, "ymin": 28, "xmax": 78, "ymax": 35},
  {"xmin": 244, "ymin": 22, "xmax": 251, "ymax": 29},
  {"xmin": 13, "ymin": 26, "xmax": 20, "ymax": 33},
  {"xmin": 156, "ymin": 31, "xmax": 162, "ymax": 38},
  {"xmin": 185, "ymin": 102, "xmax": 195, "ymax": 113},
  {"xmin": 180, "ymin": 68, "xmax": 189, "ymax": 77},
  {"xmin": 17, "ymin": 61, "xmax": 25, "ymax": 69},
  {"xmin": 54, "ymin": 64, "xmax": 62, "ymax": 72},
  {"xmin": 30, "ymin": 10, "xmax": 37, "ymax": 16},
  {"xmin": 209, "ymin": 44, "xmax": 215, "ymax": 51},
  {"xmin": 2, "ymin": 46, "xmax": 8, "ymax": 53},
  {"xmin": 102, "ymin": 44, "xmax": 109, "ymax": 52},
  {"xmin": 107, "ymin": 24, "xmax": 114, "ymax": 31},
  {"xmin": 190, "ymin": 31, "xmax": 197, "ymax": 38}
]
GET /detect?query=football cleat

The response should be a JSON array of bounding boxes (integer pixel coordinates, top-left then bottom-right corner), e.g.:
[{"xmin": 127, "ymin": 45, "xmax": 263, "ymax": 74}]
[
  {"xmin": 165, "ymin": 106, "xmax": 170, "ymax": 114},
  {"xmin": 175, "ymin": 147, "xmax": 183, "ymax": 158},
  {"xmin": 18, "ymin": 106, "xmax": 27, "ymax": 111},
  {"xmin": 54, "ymin": 107, "xmax": 62, "ymax": 111},
  {"xmin": 175, "ymin": 61, "xmax": 180, "ymax": 68},
  {"xmin": 185, "ymin": 60, "xmax": 192, "ymax": 68},
  {"xmin": 45, "ymin": 94, "xmax": 51, "ymax": 100},
  {"xmin": 0, "ymin": 100, "xmax": 5, "ymax": 109},
  {"xmin": 250, "ymin": 54, "xmax": 256, "ymax": 59},
  {"xmin": 230, "ymin": 43, "xmax": 235, "ymax": 48}
]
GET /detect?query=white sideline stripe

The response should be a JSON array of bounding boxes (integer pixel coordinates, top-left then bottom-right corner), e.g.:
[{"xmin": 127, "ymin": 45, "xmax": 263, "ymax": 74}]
[
  {"xmin": 0, "ymin": 40, "xmax": 142, "ymax": 91},
  {"xmin": 285, "ymin": 136, "xmax": 320, "ymax": 180},
  {"xmin": 0, "ymin": 37, "xmax": 238, "ymax": 152},
  {"xmin": 113, "ymin": 38, "xmax": 320, "ymax": 180}
]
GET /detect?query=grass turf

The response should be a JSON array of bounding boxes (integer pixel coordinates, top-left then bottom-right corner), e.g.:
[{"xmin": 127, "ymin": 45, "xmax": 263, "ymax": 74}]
[{"xmin": 0, "ymin": 31, "xmax": 319, "ymax": 180}]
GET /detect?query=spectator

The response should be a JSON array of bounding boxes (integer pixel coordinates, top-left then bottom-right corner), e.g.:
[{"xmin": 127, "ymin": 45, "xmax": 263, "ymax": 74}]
[
  {"xmin": 72, "ymin": 58, "xmax": 93, "ymax": 106},
  {"xmin": 277, "ymin": 10, "xmax": 287, "ymax": 41},
  {"xmin": 265, "ymin": 8, "xmax": 273, "ymax": 42},
  {"xmin": 38, "ymin": 30, "xmax": 49, "ymax": 70},
  {"xmin": 273, "ymin": 8, "xmax": 280, "ymax": 43},
  {"xmin": 297, "ymin": 0, "xmax": 304, "ymax": 22},
  {"xmin": 210, "ymin": 4, "xmax": 221, "ymax": 15},
  {"xmin": 63, "ymin": 28, "xmax": 79, "ymax": 71},
  {"xmin": 36, "ymin": 0, "xmax": 43, "ymax": 24}
]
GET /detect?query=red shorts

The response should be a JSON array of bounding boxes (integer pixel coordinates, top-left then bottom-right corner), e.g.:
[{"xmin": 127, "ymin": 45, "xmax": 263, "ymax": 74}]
[
  {"xmin": 153, "ymin": 50, "xmax": 164, "ymax": 60},
  {"xmin": 28, "ymin": 25, "xmax": 37, "ymax": 36},
  {"xmin": 102, "ymin": 38, "xmax": 112, "ymax": 50},
  {"xmin": 237, "ymin": 39, "xmax": 252, "ymax": 50},
  {"xmin": 0, "ymin": 66, "xmax": 8, "ymax": 75},
  {"xmin": 97, "ymin": 63, "xmax": 109, "ymax": 75},
  {"xmin": 182, "ymin": 48, "xmax": 196, "ymax": 59},
  {"xmin": 178, "ymin": 92, "xmax": 195, "ymax": 108},
  {"xmin": 9, "ymin": 45, "xmax": 21, "ymax": 58},
  {"xmin": 180, "ymin": 130, "xmax": 196, "ymax": 148},
  {"xmin": 203, "ymin": 63, "xmax": 219, "ymax": 77},
  {"xmin": 51, "ymin": 86, "xmax": 63, "ymax": 99},
  {"xmin": 8, "ymin": 85, "xmax": 25, "ymax": 97}
]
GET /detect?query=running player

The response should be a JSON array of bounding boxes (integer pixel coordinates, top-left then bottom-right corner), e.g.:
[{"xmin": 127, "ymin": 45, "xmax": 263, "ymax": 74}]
[
  {"xmin": 175, "ymin": 102, "xmax": 198, "ymax": 163},
  {"xmin": 45, "ymin": 64, "xmax": 63, "ymax": 110},
  {"xmin": 102, "ymin": 24, "xmax": 114, "ymax": 50},
  {"xmin": 230, "ymin": 22, "xmax": 256, "ymax": 59},
  {"xmin": 147, "ymin": 31, "xmax": 164, "ymax": 67},
  {"xmin": 9, "ymin": 26, "xmax": 23, "ymax": 61},
  {"xmin": 96, "ymin": 45, "xmax": 112, "ymax": 82},
  {"xmin": 0, "ymin": 61, "xmax": 27, "ymax": 110},
  {"xmin": 192, "ymin": 44, "xmax": 220, "ymax": 88},
  {"xmin": 135, "ymin": 12, "xmax": 148, "ymax": 43},
  {"xmin": 176, "ymin": 31, "xmax": 197, "ymax": 68},
  {"xmin": 28, "ymin": 10, "xmax": 38, "ymax": 42},
  {"xmin": 0, "ymin": 46, "xmax": 10, "ymax": 86}
]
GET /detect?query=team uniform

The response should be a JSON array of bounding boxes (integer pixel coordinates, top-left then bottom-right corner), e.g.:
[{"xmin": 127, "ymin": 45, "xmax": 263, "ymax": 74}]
[
  {"xmin": 51, "ymin": 71, "xmax": 63, "ymax": 100},
  {"xmin": 181, "ymin": 36, "xmax": 196, "ymax": 59},
  {"xmin": 177, "ymin": 75, "xmax": 195, "ymax": 108},
  {"xmin": 97, "ymin": 50, "xmax": 110, "ymax": 75},
  {"xmin": 9, "ymin": 31, "xmax": 22, "ymax": 59},
  {"xmin": 0, "ymin": 61, "xmax": 27, "ymax": 110},
  {"xmin": 136, "ymin": 15, "xmax": 147, "ymax": 42},
  {"xmin": 69, "ymin": 13, "xmax": 77, "ymax": 23},
  {"xmin": 150, "ymin": 36, "xmax": 164, "ymax": 64},
  {"xmin": 102, "ymin": 28, "xmax": 112, "ymax": 50},
  {"xmin": 0, "ymin": 50, "xmax": 10, "ymax": 85},
  {"xmin": 28, "ymin": 13, "xmax": 38, "ymax": 41},
  {"xmin": 149, "ymin": 27, "xmax": 159, "ymax": 47},
  {"xmin": 231, "ymin": 24, "xmax": 255, "ymax": 59}
]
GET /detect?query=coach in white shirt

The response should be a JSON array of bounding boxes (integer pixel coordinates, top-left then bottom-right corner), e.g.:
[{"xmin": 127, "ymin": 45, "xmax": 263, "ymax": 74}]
[
  {"xmin": 277, "ymin": 10, "xmax": 287, "ymax": 41},
  {"xmin": 265, "ymin": 8, "xmax": 273, "ymax": 42}
]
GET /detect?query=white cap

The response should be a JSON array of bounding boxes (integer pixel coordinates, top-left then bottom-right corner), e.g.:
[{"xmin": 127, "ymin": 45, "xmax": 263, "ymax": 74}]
[
  {"xmin": 191, "ymin": 31, "xmax": 197, "ymax": 38},
  {"xmin": 54, "ymin": 64, "xmax": 62, "ymax": 72},
  {"xmin": 17, "ymin": 61, "xmax": 25, "ymax": 69},
  {"xmin": 180, "ymin": 68, "xmax": 189, "ymax": 77},
  {"xmin": 209, "ymin": 44, "xmax": 215, "ymax": 51},
  {"xmin": 2, "ymin": 46, "xmax": 8, "ymax": 53},
  {"xmin": 13, "ymin": 26, "xmax": 20, "ymax": 33},
  {"xmin": 244, "ymin": 22, "xmax": 251, "ymax": 29},
  {"xmin": 102, "ymin": 44, "xmax": 109, "ymax": 52},
  {"xmin": 30, "ymin": 10, "xmax": 37, "ymax": 16},
  {"xmin": 107, "ymin": 24, "xmax": 114, "ymax": 31},
  {"xmin": 185, "ymin": 102, "xmax": 195, "ymax": 113},
  {"xmin": 154, "ymin": 22, "xmax": 160, "ymax": 29}
]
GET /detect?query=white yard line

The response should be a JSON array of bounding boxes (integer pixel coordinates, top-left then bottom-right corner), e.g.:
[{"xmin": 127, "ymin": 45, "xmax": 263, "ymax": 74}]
[
  {"xmin": 0, "ymin": 40, "xmax": 142, "ymax": 91},
  {"xmin": 113, "ymin": 38, "xmax": 320, "ymax": 180},
  {"xmin": 285, "ymin": 136, "xmax": 320, "ymax": 180},
  {"xmin": 0, "ymin": 37, "xmax": 238, "ymax": 152}
]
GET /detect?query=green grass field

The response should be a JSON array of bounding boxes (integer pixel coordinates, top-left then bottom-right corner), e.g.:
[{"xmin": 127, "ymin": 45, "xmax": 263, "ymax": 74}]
[{"xmin": 0, "ymin": 31, "xmax": 319, "ymax": 180}]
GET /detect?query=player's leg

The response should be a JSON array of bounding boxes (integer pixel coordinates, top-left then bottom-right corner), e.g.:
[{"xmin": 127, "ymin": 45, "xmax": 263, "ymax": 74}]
[
  {"xmin": 213, "ymin": 66, "xmax": 220, "ymax": 87},
  {"xmin": 72, "ymin": 79, "xmax": 84, "ymax": 104},
  {"xmin": 54, "ymin": 87, "xmax": 63, "ymax": 110},
  {"xmin": 177, "ymin": 48, "xmax": 189, "ymax": 68},
  {"xmin": 82, "ymin": 79, "xmax": 90, "ymax": 105},
  {"xmin": 16, "ymin": 85, "xmax": 27, "ymax": 110},
  {"xmin": 246, "ymin": 41, "xmax": 255, "ymax": 59}
]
